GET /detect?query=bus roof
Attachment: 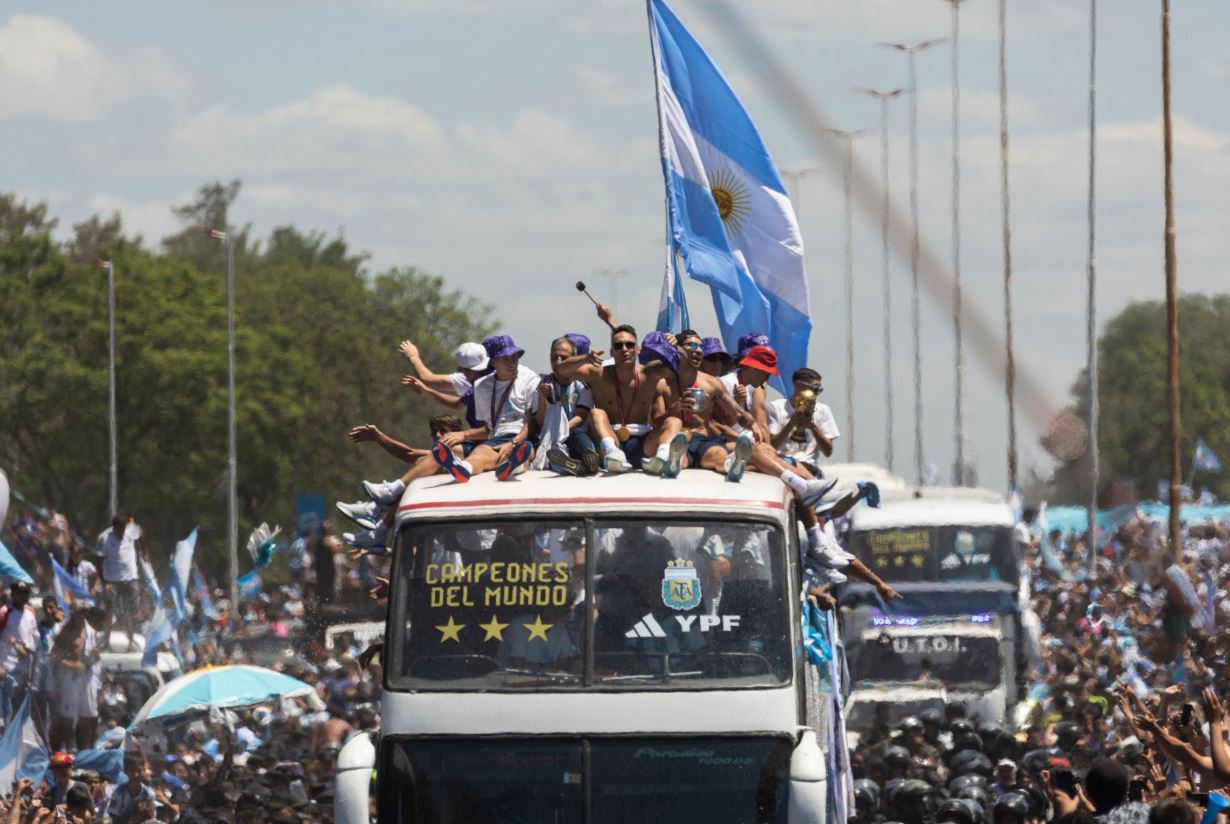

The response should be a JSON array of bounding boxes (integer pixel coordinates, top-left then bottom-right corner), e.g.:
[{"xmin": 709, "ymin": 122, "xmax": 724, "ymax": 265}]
[
  {"xmin": 394, "ymin": 468, "xmax": 793, "ymax": 523},
  {"xmin": 849, "ymin": 488, "xmax": 1015, "ymax": 530}
]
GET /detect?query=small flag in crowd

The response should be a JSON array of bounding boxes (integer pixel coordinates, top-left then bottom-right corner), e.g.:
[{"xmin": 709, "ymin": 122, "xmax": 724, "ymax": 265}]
[
  {"xmin": 237, "ymin": 569, "xmax": 263, "ymax": 599},
  {"xmin": 246, "ymin": 523, "xmax": 282, "ymax": 570},
  {"xmin": 51, "ymin": 556, "xmax": 94, "ymax": 613},
  {"xmin": 0, "ymin": 697, "xmax": 47, "ymax": 790},
  {"xmin": 0, "ymin": 539, "xmax": 34, "ymax": 586},
  {"xmin": 1195, "ymin": 438, "xmax": 1223, "ymax": 474},
  {"xmin": 192, "ymin": 566, "xmax": 218, "ymax": 620}
]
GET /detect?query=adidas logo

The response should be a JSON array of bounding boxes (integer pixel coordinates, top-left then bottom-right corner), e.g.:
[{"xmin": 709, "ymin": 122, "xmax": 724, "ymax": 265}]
[{"xmin": 625, "ymin": 613, "xmax": 667, "ymax": 639}]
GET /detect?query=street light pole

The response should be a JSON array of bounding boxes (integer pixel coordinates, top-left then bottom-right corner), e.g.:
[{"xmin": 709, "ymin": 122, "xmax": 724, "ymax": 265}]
[
  {"xmin": 999, "ymin": 0, "xmax": 1019, "ymax": 493},
  {"xmin": 105, "ymin": 260, "xmax": 117, "ymax": 520},
  {"xmin": 596, "ymin": 268, "xmax": 629, "ymax": 320},
  {"xmin": 943, "ymin": 0, "xmax": 970, "ymax": 485},
  {"xmin": 1086, "ymin": 0, "xmax": 1100, "ymax": 574},
  {"xmin": 207, "ymin": 227, "xmax": 240, "ymax": 611},
  {"xmin": 821, "ymin": 129, "xmax": 866, "ymax": 463},
  {"xmin": 882, "ymin": 38, "xmax": 943, "ymax": 488},
  {"xmin": 856, "ymin": 86, "xmax": 904, "ymax": 473},
  {"xmin": 780, "ymin": 166, "xmax": 823, "ymax": 219}
]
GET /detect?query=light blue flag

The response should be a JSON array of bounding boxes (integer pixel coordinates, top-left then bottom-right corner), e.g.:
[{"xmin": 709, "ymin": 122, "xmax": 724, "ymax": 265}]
[
  {"xmin": 648, "ymin": 0, "xmax": 811, "ymax": 391},
  {"xmin": 0, "ymin": 696, "xmax": 47, "ymax": 790},
  {"xmin": 50, "ymin": 556, "xmax": 94, "ymax": 614},
  {"xmin": 236, "ymin": 569, "xmax": 262, "ymax": 599},
  {"xmin": 168, "ymin": 528, "xmax": 197, "ymax": 622},
  {"xmin": 1195, "ymin": 438, "xmax": 1222, "ymax": 473},
  {"xmin": 192, "ymin": 566, "xmax": 218, "ymax": 620},
  {"xmin": 0, "ymin": 539, "xmax": 33, "ymax": 586}
]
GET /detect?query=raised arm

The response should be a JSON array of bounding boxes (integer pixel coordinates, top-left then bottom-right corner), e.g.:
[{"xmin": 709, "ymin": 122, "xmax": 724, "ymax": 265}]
[
  {"xmin": 399, "ymin": 340, "xmax": 459, "ymax": 394},
  {"xmin": 402, "ymin": 375, "xmax": 466, "ymax": 412},
  {"xmin": 348, "ymin": 424, "xmax": 425, "ymax": 463},
  {"xmin": 556, "ymin": 350, "xmax": 605, "ymax": 383},
  {"xmin": 1203, "ymin": 687, "xmax": 1230, "ymax": 781},
  {"xmin": 595, "ymin": 302, "xmax": 618, "ymax": 332}
]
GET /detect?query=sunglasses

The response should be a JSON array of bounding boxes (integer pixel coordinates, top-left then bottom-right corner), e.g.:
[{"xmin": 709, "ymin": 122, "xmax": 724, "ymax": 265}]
[
  {"xmin": 611, "ymin": 341, "xmax": 637, "ymax": 351},
  {"xmin": 682, "ymin": 341, "xmax": 703, "ymax": 350}
]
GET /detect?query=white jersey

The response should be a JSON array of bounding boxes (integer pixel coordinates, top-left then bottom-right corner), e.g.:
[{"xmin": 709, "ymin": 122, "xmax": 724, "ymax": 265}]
[
  {"xmin": 96, "ymin": 522, "xmax": 141, "ymax": 583},
  {"xmin": 718, "ymin": 372, "xmax": 754, "ymax": 434},
  {"xmin": 0, "ymin": 605, "xmax": 37, "ymax": 674},
  {"xmin": 767, "ymin": 397, "xmax": 840, "ymax": 468},
  {"xmin": 472, "ymin": 366, "xmax": 542, "ymax": 438}
]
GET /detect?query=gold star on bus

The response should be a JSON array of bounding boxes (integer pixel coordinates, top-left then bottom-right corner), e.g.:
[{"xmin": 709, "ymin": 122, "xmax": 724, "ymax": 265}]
[
  {"xmin": 435, "ymin": 616, "xmax": 464, "ymax": 643},
  {"xmin": 911, "ymin": 554, "xmax": 925, "ymax": 568},
  {"xmin": 478, "ymin": 615, "xmax": 509, "ymax": 641},
  {"xmin": 893, "ymin": 555, "xmax": 906, "ymax": 567},
  {"xmin": 524, "ymin": 615, "xmax": 553, "ymax": 642}
]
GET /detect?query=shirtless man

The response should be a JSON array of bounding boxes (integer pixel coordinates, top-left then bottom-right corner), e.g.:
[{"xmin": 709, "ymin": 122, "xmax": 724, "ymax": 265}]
[
  {"xmin": 556, "ymin": 323, "xmax": 688, "ymax": 475},
  {"xmin": 667, "ymin": 329, "xmax": 836, "ymax": 506}
]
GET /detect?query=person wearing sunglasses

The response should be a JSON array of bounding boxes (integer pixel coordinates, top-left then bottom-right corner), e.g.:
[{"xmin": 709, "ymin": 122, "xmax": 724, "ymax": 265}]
[{"xmin": 766, "ymin": 367, "xmax": 839, "ymax": 478}]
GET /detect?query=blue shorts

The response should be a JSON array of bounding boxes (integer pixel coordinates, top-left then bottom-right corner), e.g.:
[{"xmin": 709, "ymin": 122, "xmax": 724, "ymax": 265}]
[
  {"xmin": 478, "ymin": 434, "xmax": 515, "ymax": 451},
  {"xmin": 686, "ymin": 433, "xmax": 728, "ymax": 466},
  {"xmin": 624, "ymin": 434, "xmax": 647, "ymax": 467}
]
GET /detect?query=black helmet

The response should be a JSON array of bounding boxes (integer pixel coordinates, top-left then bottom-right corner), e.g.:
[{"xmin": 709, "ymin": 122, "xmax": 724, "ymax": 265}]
[
  {"xmin": 1054, "ymin": 722, "xmax": 1081, "ymax": 750},
  {"xmin": 883, "ymin": 778, "xmax": 908, "ymax": 813},
  {"xmin": 953, "ymin": 752, "xmax": 994, "ymax": 777},
  {"xmin": 953, "ymin": 732, "xmax": 985, "ymax": 753},
  {"xmin": 947, "ymin": 774, "xmax": 988, "ymax": 793},
  {"xmin": 885, "ymin": 745, "xmax": 912, "ymax": 768},
  {"xmin": 1019, "ymin": 749, "xmax": 1051, "ymax": 776},
  {"xmin": 950, "ymin": 719, "xmax": 976, "ymax": 738},
  {"xmin": 898, "ymin": 716, "xmax": 924, "ymax": 737},
  {"xmin": 937, "ymin": 798, "xmax": 986, "ymax": 824},
  {"xmin": 892, "ymin": 779, "xmax": 937, "ymax": 824},
  {"xmin": 955, "ymin": 786, "xmax": 991, "ymax": 810},
  {"xmin": 855, "ymin": 779, "xmax": 881, "ymax": 811},
  {"xmin": 1019, "ymin": 783, "xmax": 1049, "ymax": 820},
  {"xmin": 993, "ymin": 792, "xmax": 1030, "ymax": 824},
  {"xmin": 920, "ymin": 708, "xmax": 945, "ymax": 728}
]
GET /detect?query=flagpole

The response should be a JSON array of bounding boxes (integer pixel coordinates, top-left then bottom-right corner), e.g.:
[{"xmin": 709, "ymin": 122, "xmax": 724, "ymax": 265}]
[
  {"xmin": 1161, "ymin": 0, "xmax": 1182, "ymax": 563},
  {"xmin": 105, "ymin": 260, "xmax": 118, "ymax": 520},
  {"xmin": 206, "ymin": 227, "xmax": 241, "ymax": 611},
  {"xmin": 998, "ymin": 0, "xmax": 1019, "ymax": 493},
  {"xmin": 856, "ymin": 87, "xmax": 904, "ymax": 474}
]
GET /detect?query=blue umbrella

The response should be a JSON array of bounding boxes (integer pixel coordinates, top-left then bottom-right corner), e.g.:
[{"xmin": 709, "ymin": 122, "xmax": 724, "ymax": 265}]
[{"xmin": 131, "ymin": 665, "xmax": 320, "ymax": 726}]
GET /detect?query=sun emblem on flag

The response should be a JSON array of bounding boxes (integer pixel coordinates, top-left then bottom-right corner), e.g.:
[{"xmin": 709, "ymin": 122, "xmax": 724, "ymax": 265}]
[{"xmin": 707, "ymin": 167, "xmax": 751, "ymax": 236}]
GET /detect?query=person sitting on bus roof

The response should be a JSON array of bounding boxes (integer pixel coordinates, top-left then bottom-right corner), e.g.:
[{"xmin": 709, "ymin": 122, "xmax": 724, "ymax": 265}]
[
  {"xmin": 767, "ymin": 367, "xmax": 839, "ymax": 478},
  {"xmin": 555, "ymin": 319, "xmax": 687, "ymax": 475},
  {"xmin": 710, "ymin": 343, "xmax": 775, "ymax": 444},
  {"xmin": 532, "ymin": 334, "xmax": 601, "ymax": 477},
  {"xmin": 801, "ymin": 487, "xmax": 901, "ymax": 603},
  {"xmin": 398, "ymin": 338, "xmax": 490, "ymax": 398},
  {"xmin": 431, "ymin": 335, "xmax": 539, "ymax": 484},
  {"xmin": 697, "ymin": 337, "xmax": 733, "ymax": 376},
  {"xmin": 336, "ymin": 415, "xmax": 465, "ymax": 548}
]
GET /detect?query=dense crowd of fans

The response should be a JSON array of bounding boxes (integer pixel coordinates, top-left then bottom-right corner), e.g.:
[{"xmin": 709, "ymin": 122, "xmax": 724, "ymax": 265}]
[{"xmin": 847, "ymin": 512, "xmax": 1230, "ymax": 824}]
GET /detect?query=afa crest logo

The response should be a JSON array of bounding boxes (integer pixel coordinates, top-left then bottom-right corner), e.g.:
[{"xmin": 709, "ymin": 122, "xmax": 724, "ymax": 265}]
[{"xmin": 661, "ymin": 560, "xmax": 701, "ymax": 611}]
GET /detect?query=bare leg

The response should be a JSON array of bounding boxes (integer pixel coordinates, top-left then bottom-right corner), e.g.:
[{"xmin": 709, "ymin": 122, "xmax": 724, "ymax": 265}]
[
  {"xmin": 398, "ymin": 454, "xmax": 444, "ymax": 486},
  {"xmin": 697, "ymin": 445, "xmax": 729, "ymax": 473},
  {"xmin": 588, "ymin": 408, "xmax": 616, "ymax": 441},
  {"xmin": 465, "ymin": 445, "xmax": 502, "ymax": 475},
  {"xmin": 644, "ymin": 416, "xmax": 683, "ymax": 459}
]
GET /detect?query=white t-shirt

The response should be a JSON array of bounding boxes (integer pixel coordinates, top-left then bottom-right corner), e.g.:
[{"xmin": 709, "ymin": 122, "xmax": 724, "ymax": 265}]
[
  {"xmin": 535, "ymin": 375, "xmax": 594, "ymax": 419},
  {"xmin": 767, "ymin": 398, "xmax": 840, "ymax": 468},
  {"xmin": 448, "ymin": 372, "xmax": 472, "ymax": 397},
  {"xmin": 0, "ymin": 604, "xmax": 37, "ymax": 674},
  {"xmin": 718, "ymin": 373, "xmax": 754, "ymax": 434},
  {"xmin": 472, "ymin": 366, "xmax": 541, "ymax": 438},
  {"xmin": 96, "ymin": 523, "xmax": 141, "ymax": 583}
]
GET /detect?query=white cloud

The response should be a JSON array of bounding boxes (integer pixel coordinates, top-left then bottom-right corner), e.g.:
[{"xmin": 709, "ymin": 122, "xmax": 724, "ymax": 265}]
[
  {"xmin": 0, "ymin": 14, "xmax": 186, "ymax": 122},
  {"xmin": 577, "ymin": 67, "xmax": 648, "ymax": 108}
]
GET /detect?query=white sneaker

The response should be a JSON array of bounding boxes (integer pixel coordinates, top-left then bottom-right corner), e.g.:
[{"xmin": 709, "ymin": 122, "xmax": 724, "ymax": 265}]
[
  {"xmin": 642, "ymin": 455, "xmax": 665, "ymax": 476},
  {"xmin": 662, "ymin": 431, "xmax": 689, "ymax": 479},
  {"xmin": 343, "ymin": 523, "xmax": 388, "ymax": 549},
  {"xmin": 362, "ymin": 479, "xmax": 404, "ymax": 505},
  {"xmin": 725, "ymin": 432, "xmax": 754, "ymax": 482},
  {"xmin": 807, "ymin": 531, "xmax": 852, "ymax": 569},
  {"xmin": 798, "ymin": 476, "xmax": 840, "ymax": 509},
  {"xmin": 336, "ymin": 499, "xmax": 384, "ymax": 530},
  {"xmin": 604, "ymin": 450, "xmax": 632, "ymax": 473}
]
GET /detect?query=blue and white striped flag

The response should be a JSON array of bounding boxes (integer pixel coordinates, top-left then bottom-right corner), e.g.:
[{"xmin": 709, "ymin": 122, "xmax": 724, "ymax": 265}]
[
  {"xmin": 647, "ymin": 0, "xmax": 811, "ymax": 390},
  {"xmin": 51, "ymin": 556, "xmax": 94, "ymax": 613},
  {"xmin": 0, "ymin": 696, "xmax": 47, "ymax": 790},
  {"xmin": 1195, "ymin": 438, "xmax": 1222, "ymax": 474}
]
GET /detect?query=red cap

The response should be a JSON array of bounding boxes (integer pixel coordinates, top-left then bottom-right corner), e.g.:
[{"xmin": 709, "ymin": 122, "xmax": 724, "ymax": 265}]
[
  {"xmin": 50, "ymin": 752, "xmax": 73, "ymax": 767},
  {"xmin": 739, "ymin": 344, "xmax": 779, "ymax": 376}
]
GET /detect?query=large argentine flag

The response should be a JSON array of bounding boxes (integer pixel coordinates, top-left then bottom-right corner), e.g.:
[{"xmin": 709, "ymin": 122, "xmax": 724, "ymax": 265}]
[{"xmin": 648, "ymin": 0, "xmax": 811, "ymax": 388}]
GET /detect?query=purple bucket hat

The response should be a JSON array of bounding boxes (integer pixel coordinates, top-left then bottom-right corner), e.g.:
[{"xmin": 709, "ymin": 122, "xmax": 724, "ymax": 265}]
[
  {"xmin": 483, "ymin": 334, "xmax": 525, "ymax": 361},
  {"xmin": 734, "ymin": 331, "xmax": 770, "ymax": 361},
  {"xmin": 564, "ymin": 333, "xmax": 591, "ymax": 356},
  {"xmin": 701, "ymin": 337, "xmax": 730, "ymax": 360},
  {"xmin": 638, "ymin": 331, "xmax": 680, "ymax": 373}
]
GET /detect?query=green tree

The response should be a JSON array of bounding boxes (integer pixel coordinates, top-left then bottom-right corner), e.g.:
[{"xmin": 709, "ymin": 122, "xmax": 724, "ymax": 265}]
[
  {"xmin": 0, "ymin": 186, "xmax": 492, "ymax": 583},
  {"xmin": 1052, "ymin": 294, "xmax": 1230, "ymax": 503}
]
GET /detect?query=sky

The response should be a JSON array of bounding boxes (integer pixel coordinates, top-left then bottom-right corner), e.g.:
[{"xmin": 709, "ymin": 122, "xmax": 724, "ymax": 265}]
[{"xmin": 6, "ymin": 0, "xmax": 1230, "ymax": 493}]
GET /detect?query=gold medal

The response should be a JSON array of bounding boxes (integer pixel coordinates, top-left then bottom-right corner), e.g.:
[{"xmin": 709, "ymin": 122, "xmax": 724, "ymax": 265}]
[{"xmin": 617, "ymin": 425, "xmax": 631, "ymax": 442}]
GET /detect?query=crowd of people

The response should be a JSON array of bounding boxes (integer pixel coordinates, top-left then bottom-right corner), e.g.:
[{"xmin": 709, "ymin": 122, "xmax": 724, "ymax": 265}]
[
  {"xmin": 0, "ymin": 503, "xmax": 382, "ymax": 822},
  {"xmin": 847, "ymin": 510, "xmax": 1230, "ymax": 824}
]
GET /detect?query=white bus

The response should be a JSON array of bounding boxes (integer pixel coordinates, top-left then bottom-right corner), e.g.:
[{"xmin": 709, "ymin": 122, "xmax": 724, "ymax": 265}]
[{"xmin": 337, "ymin": 469, "xmax": 839, "ymax": 824}]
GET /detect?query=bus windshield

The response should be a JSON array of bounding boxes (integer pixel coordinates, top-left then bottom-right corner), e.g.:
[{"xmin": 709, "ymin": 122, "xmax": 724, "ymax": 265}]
[
  {"xmin": 847, "ymin": 633, "xmax": 1002, "ymax": 687},
  {"xmin": 848, "ymin": 525, "xmax": 1018, "ymax": 585},
  {"xmin": 388, "ymin": 518, "xmax": 790, "ymax": 690}
]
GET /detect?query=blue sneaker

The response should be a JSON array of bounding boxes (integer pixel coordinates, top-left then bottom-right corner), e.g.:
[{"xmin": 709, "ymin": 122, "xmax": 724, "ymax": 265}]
[
  {"xmin": 433, "ymin": 441, "xmax": 471, "ymax": 484},
  {"xmin": 725, "ymin": 432, "xmax": 754, "ymax": 482},
  {"xmin": 661, "ymin": 432, "xmax": 689, "ymax": 478},
  {"xmin": 496, "ymin": 441, "xmax": 533, "ymax": 481},
  {"xmin": 857, "ymin": 481, "xmax": 881, "ymax": 508}
]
